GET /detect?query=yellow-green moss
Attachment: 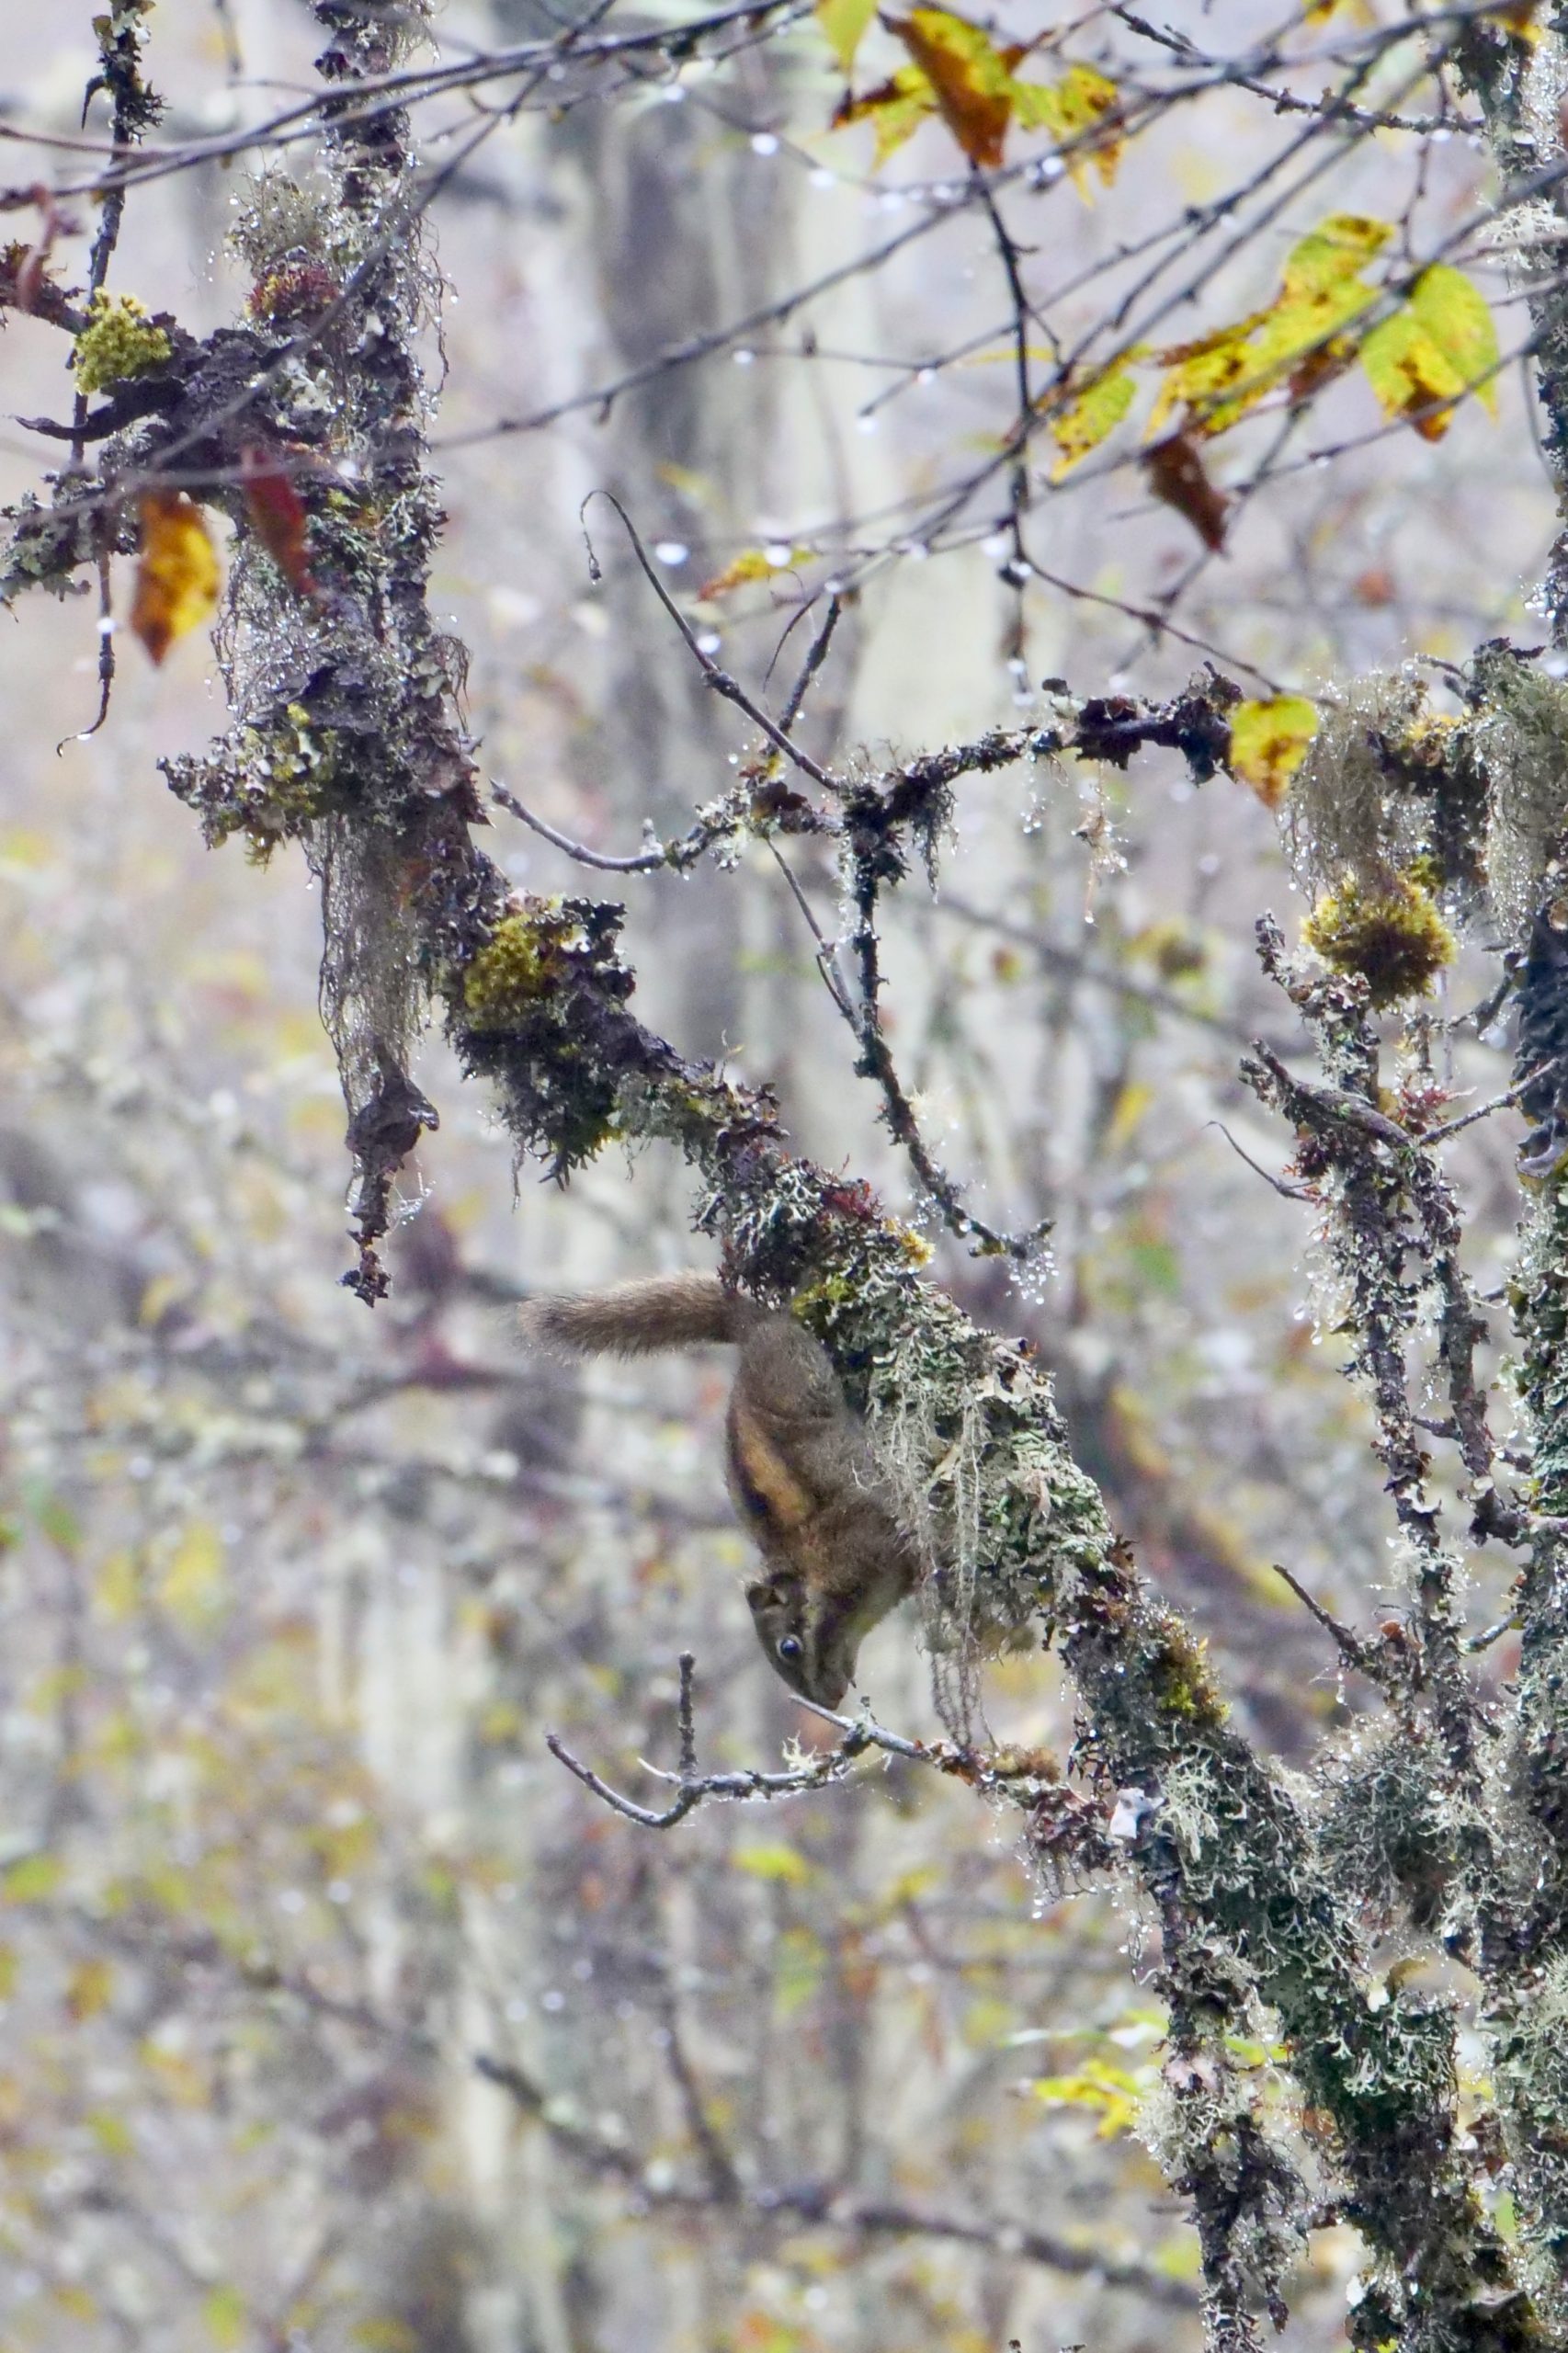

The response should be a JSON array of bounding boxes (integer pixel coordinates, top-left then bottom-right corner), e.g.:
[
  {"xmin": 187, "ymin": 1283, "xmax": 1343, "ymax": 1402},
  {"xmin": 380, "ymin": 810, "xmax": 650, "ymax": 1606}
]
[
  {"xmin": 1149, "ymin": 1630, "xmax": 1229, "ymax": 1732},
  {"xmin": 73, "ymin": 290, "xmax": 172, "ymax": 396},
  {"xmin": 1302, "ymin": 870, "xmax": 1457, "ymax": 1007},
  {"xmin": 461, "ymin": 913, "xmax": 560, "ymax": 1031}
]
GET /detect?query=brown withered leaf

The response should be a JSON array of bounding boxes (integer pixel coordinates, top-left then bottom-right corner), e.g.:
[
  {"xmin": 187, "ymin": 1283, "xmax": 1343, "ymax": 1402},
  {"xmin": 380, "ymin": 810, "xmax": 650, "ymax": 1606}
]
[
  {"xmin": 240, "ymin": 443, "xmax": 319, "ymax": 600},
  {"xmin": 130, "ymin": 491, "xmax": 221, "ymax": 665},
  {"xmin": 885, "ymin": 7, "xmax": 1020, "ymax": 168},
  {"xmin": 1142, "ymin": 431, "xmax": 1228, "ymax": 551}
]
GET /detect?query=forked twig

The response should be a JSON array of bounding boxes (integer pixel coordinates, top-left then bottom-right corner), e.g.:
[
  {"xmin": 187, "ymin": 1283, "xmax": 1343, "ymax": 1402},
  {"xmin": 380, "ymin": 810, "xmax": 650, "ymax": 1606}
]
[{"xmin": 580, "ymin": 490, "xmax": 837, "ymax": 790}]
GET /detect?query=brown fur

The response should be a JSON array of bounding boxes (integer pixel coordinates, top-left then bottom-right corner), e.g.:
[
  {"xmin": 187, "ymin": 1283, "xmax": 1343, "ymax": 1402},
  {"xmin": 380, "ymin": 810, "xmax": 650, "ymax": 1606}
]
[{"xmin": 519, "ymin": 1276, "xmax": 919, "ymax": 1705}]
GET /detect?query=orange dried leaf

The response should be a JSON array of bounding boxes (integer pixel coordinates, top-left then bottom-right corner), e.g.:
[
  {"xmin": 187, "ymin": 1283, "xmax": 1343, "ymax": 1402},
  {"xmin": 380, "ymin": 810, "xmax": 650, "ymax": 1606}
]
[
  {"xmin": 130, "ymin": 492, "xmax": 221, "ymax": 666},
  {"xmin": 885, "ymin": 7, "xmax": 1016, "ymax": 167},
  {"xmin": 240, "ymin": 444, "xmax": 318, "ymax": 599},
  {"xmin": 1143, "ymin": 432, "xmax": 1228, "ymax": 551}
]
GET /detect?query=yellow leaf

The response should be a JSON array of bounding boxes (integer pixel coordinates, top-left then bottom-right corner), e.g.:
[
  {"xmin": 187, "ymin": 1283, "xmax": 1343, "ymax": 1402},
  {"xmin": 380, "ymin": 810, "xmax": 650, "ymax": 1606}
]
[
  {"xmin": 1146, "ymin": 330, "xmax": 1267, "ymax": 440},
  {"xmin": 886, "ymin": 8, "xmax": 1016, "ymax": 166},
  {"xmin": 653, "ymin": 460, "xmax": 713, "ymax": 506},
  {"xmin": 1359, "ymin": 315, "xmax": 1456, "ymax": 438},
  {"xmin": 732, "ymin": 1840, "xmax": 816, "ymax": 1884},
  {"xmin": 1411, "ymin": 264, "xmax": 1499, "ymax": 413},
  {"xmin": 1012, "ymin": 63, "xmax": 1122, "ymax": 188},
  {"xmin": 52, "ymin": 2287, "xmax": 99, "ymax": 2323},
  {"xmin": 65, "ymin": 1957, "xmax": 114, "ymax": 2022},
  {"xmin": 139, "ymin": 1271, "xmax": 190, "ymax": 1326},
  {"xmin": 834, "ymin": 61, "xmax": 937, "ymax": 163},
  {"xmin": 0, "ymin": 1942, "xmax": 17, "ymax": 1997},
  {"xmin": 816, "ymin": 0, "xmax": 877, "ymax": 76},
  {"xmin": 1358, "ymin": 265, "xmax": 1497, "ymax": 441},
  {"xmin": 1031, "ymin": 2056, "xmax": 1150, "ymax": 2137},
  {"xmin": 3, "ymin": 1852, "xmax": 62, "ymax": 1904},
  {"xmin": 160, "ymin": 1520, "xmax": 226, "ymax": 1623},
  {"xmin": 1228, "ymin": 697, "xmax": 1319, "ymax": 808},
  {"xmin": 1144, "ymin": 214, "xmax": 1396, "ymax": 440},
  {"xmin": 1048, "ymin": 359, "xmax": 1138, "ymax": 478},
  {"xmin": 1279, "ymin": 213, "xmax": 1392, "ymax": 299},
  {"xmin": 131, "ymin": 491, "xmax": 221, "ymax": 666},
  {"xmin": 203, "ymin": 2284, "xmax": 247, "ymax": 2351},
  {"xmin": 696, "ymin": 544, "xmax": 813, "ymax": 600}
]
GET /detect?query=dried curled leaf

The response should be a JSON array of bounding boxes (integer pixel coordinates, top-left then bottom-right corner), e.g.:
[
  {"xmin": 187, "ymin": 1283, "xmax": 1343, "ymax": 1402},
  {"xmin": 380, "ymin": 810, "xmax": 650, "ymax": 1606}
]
[
  {"xmin": 240, "ymin": 443, "xmax": 319, "ymax": 600},
  {"xmin": 1228, "ymin": 697, "xmax": 1319, "ymax": 808},
  {"xmin": 886, "ymin": 7, "xmax": 1017, "ymax": 166},
  {"xmin": 1142, "ymin": 432, "xmax": 1228, "ymax": 551},
  {"xmin": 130, "ymin": 491, "xmax": 221, "ymax": 666}
]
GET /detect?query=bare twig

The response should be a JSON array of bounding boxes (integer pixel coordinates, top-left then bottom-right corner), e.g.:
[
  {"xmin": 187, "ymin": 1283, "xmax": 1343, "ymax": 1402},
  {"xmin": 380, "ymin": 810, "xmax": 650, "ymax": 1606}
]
[
  {"xmin": 1208, "ymin": 1120, "xmax": 1315, "ymax": 1201},
  {"xmin": 1272, "ymin": 1563, "xmax": 1377, "ymax": 1679},
  {"xmin": 1420, "ymin": 1060, "xmax": 1562, "ymax": 1148},
  {"xmin": 543, "ymin": 1667, "xmax": 878, "ymax": 1829},
  {"xmin": 581, "ymin": 491, "xmax": 837, "ymax": 791}
]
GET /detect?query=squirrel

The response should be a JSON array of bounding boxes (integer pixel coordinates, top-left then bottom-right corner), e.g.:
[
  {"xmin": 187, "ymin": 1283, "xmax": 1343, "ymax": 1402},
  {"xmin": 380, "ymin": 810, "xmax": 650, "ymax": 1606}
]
[{"xmin": 518, "ymin": 1273, "xmax": 921, "ymax": 1707}]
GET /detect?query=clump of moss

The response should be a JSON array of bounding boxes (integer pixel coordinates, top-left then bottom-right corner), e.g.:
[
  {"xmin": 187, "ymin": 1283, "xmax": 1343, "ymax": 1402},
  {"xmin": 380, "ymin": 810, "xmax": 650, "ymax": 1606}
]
[
  {"xmin": 1301, "ymin": 870, "xmax": 1456, "ymax": 1007},
  {"xmin": 72, "ymin": 290, "xmax": 171, "ymax": 396},
  {"xmin": 448, "ymin": 901, "xmax": 633, "ymax": 1178},
  {"xmin": 461, "ymin": 913, "xmax": 560, "ymax": 1031},
  {"xmin": 246, "ymin": 259, "xmax": 340, "ymax": 326}
]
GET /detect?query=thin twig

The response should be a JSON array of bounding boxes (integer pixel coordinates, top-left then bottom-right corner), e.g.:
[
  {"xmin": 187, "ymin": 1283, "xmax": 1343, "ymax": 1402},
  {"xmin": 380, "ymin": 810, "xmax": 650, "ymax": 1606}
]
[
  {"xmin": 775, "ymin": 590, "xmax": 845, "ymax": 734},
  {"xmin": 581, "ymin": 491, "xmax": 837, "ymax": 791},
  {"xmin": 492, "ymin": 780, "xmax": 666, "ymax": 872},
  {"xmin": 1209, "ymin": 1120, "xmax": 1315, "ymax": 1201},
  {"xmin": 1272, "ymin": 1563, "xmax": 1377, "ymax": 1677},
  {"xmin": 1420, "ymin": 1059, "xmax": 1562, "ymax": 1148}
]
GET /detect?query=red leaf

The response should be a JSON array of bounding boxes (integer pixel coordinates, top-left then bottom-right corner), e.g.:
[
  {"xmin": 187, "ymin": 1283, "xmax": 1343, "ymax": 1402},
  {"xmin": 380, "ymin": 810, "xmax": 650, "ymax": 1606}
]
[{"xmin": 240, "ymin": 444, "xmax": 319, "ymax": 600}]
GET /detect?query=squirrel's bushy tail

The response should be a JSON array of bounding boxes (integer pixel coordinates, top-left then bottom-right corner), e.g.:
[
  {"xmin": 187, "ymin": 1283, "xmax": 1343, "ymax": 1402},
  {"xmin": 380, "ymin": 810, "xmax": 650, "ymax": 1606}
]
[{"xmin": 518, "ymin": 1272, "xmax": 760, "ymax": 1358}]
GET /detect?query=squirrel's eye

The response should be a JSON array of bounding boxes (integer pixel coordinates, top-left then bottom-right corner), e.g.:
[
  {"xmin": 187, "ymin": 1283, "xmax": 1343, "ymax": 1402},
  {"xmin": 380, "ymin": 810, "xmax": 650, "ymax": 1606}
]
[{"xmin": 778, "ymin": 1635, "xmax": 804, "ymax": 1663}]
